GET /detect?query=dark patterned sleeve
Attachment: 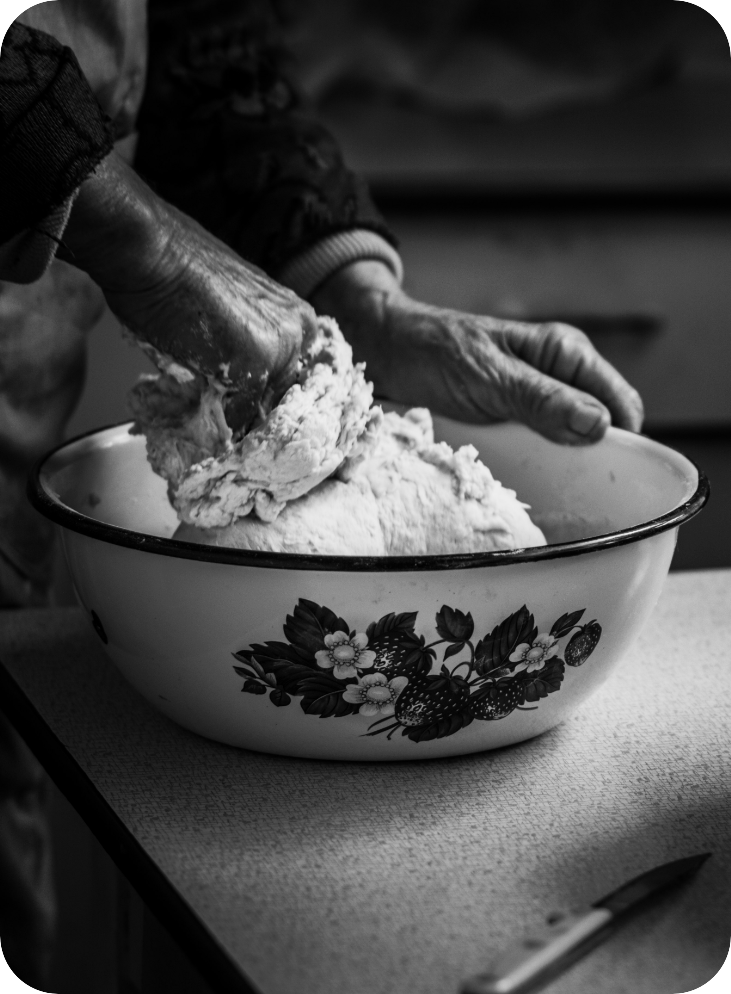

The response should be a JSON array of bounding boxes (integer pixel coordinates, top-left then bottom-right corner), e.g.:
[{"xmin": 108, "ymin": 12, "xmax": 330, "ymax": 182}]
[
  {"xmin": 135, "ymin": 0, "xmax": 397, "ymax": 280},
  {"xmin": 0, "ymin": 21, "xmax": 114, "ymax": 245}
]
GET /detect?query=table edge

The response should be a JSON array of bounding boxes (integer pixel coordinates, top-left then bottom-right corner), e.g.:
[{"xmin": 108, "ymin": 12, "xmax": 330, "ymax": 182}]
[{"xmin": 0, "ymin": 654, "xmax": 260, "ymax": 994}]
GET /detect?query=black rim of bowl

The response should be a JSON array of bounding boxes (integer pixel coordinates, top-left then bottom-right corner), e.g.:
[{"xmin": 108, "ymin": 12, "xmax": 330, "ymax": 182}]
[{"xmin": 28, "ymin": 422, "xmax": 711, "ymax": 572}]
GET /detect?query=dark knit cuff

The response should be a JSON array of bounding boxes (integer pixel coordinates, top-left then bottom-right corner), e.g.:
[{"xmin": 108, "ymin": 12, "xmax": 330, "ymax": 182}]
[{"xmin": 0, "ymin": 22, "xmax": 115, "ymax": 243}]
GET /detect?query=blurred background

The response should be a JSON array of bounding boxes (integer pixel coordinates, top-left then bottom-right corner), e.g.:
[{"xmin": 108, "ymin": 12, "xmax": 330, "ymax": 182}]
[
  {"xmin": 68, "ymin": 0, "xmax": 731, "ymax": 572},
  {"xmin": 50, "ymin": 4, "xmax": 731, "ymax": 990}
]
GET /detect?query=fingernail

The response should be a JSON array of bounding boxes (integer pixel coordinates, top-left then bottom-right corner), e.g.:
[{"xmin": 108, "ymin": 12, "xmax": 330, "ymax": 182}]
[{"xmin": 569, "ymin": 403, "xmax": 607, "ymax": 437}]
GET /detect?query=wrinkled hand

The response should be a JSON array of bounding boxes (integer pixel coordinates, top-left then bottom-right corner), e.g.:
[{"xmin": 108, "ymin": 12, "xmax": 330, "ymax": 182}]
[
  {"xmin": 62, "ymin": 152, "xmax": 317, "ymax": 429},
  {"xmin": 313, "ymin": 261, "xmax": 643, "ymax": 444}
]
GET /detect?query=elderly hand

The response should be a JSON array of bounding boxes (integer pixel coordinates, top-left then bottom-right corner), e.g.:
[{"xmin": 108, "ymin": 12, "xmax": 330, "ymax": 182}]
[
  {"xmin": 61, "ymin": 152, "xmax": 317, "ymax": 430},
  {"xmin": 312, "ymin": 260, "xmax": 643, "ymax": 444}
]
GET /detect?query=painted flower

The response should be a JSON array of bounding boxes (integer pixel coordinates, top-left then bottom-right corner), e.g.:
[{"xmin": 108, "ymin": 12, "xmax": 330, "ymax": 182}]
[
  {"xmin": 342, "ymin": 673, "xmax": 409, "ymax": 716},
  {"xmin": 315, "ymin": 631, "xmax": 376, "ymax": 680},
  {"xmin": 509, "ymin": 633, "xmax": 559, "ymax": 674}
]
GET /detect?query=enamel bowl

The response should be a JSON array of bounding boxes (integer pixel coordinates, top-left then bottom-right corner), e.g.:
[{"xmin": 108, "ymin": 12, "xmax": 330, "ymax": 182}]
[{"xmin": 30, "ymin": 420, "xmax": 707, "ymax": 761}]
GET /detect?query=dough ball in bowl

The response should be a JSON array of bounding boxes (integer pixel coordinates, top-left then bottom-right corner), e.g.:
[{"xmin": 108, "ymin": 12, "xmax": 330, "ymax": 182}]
[{"xmin": 175, "ymin": 410, "xmax": 546, "ymax": 557}]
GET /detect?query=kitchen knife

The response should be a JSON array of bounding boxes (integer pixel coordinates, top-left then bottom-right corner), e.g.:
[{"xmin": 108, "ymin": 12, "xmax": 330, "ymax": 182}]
[{"xmin": 461, "ymin": 852, "xmax": 711, "ymax": 994}]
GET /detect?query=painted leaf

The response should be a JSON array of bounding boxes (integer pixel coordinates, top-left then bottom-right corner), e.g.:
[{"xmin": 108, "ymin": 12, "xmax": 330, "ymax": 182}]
[
  {"xmin": 251, "ymin": 657, "xmax": 319, "ymax": 695},
  {"xmin": 234, "ymin": 640, "xmax": 314, "ymax": 668},
  {"xmin": 443, "ymin": 641, "xmax": 466, "ymax": 661},
  {"xmin": 521, "ymin": 659, "xmax": 565, "ymax": 702},
  {"xmin": 474, "ymin": 606, "xmax": 537, "ymax": 677},
  {"xmin": 234, "ymin": 666, "xmax": 269, "ymax": 694},
  {"xmin": 366, "ymin": 611, "xmax": 418, "ymax": 642},
  {"xmin": 242, "ymin": 658, "xmax": 266, "ymax": 679},
  {"xmin": 550, "ymin": 609, "xmax": 586, "ymax": 639},
  {"xmin": 299, "ymin": 674, "xmax": 362, "ymax": 718},
  {"xmin": 283, "ymin": 599, "xmax": 350, "ymax": 658},
  {"xmin": 234, "ymin": 639, "xmax": 321, "ymax": 694},
  {"xmin": 431, "ymin": 672, "xmax": 468, "ymax": 695},
  {"xmin": 435, "ymin": 605, "xmax": 474, "ymax": 642}
]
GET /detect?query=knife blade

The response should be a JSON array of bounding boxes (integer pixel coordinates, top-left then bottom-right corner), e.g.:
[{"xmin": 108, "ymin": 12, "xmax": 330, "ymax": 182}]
[{"xmin": 461, "ymin": 852, "xmax": 711, "ymax": 994}]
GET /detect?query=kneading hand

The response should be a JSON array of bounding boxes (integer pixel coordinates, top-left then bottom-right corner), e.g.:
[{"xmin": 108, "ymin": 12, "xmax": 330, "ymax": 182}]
[
  {"xmin": 61, "ymin": 152, "xmax": 318, "ymax": 430},
  {"xmin": 312, "ymin": 260, "xmax": 644, "ymax": 445}
]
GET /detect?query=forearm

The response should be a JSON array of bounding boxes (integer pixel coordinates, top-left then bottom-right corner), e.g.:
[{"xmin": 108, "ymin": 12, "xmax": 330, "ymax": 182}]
[
  {"xmin": 61, "ymin": 152, "xmax": 298, "ymax": 385},
  {"xmin": 58, "ymin": 150, "xmax": 313, "ymax": 425},
  {"xmin": 61, "ymin": 152, "xmax": 169, "ymax": 295},
  {"xmin": 59, "ymin": 151, "xmax": 212, "ymax": 373}
]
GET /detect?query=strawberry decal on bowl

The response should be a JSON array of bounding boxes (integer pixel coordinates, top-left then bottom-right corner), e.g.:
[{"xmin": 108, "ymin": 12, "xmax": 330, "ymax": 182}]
[
  {"xmin": 389, "ymin": 671, "xmax": 472, "ymax": 741},
  {"xmin": 232, "ymin": 599, "xmax": 602, "ymax": 744},
  {"xmin": 565, "ymin": 621, "xmax": 603, "ymax": 667}
]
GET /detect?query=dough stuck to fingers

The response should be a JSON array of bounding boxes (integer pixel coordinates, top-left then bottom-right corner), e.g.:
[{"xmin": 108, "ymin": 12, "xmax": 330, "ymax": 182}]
[
  {"xmin": 130, "ymin": 317, "xmax": 376, "ymax": 528},
  {"xmin": 130, "ymin": 317, "xmax": 546, "ymax": 554}
]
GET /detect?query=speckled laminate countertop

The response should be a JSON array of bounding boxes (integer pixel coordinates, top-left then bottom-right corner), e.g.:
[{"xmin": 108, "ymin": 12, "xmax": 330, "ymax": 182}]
[{"xmin": 0, "ymin": 569, "xmax": 729, "ymax": 994}]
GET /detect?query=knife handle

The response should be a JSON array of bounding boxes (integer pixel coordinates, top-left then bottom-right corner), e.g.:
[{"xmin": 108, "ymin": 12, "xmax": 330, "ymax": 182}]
[{"xmin": 461, "ymin": 906, "xmax": 613, "ymax": 994}]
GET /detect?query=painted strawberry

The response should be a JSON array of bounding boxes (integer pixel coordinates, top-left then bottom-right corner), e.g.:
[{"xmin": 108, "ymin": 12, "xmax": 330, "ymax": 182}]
[
  {"xmin": 565, "ymin": 621, "xmax": 602, "ymax": 667},
  {"xmin": 369, "ymin": 628, "xmax": 408, "ymax": 671},
  {"xmin": 470, "ymin": 681, "xmax": 526, "ymax": 720},
  {"xmin": 363, "ymin": 612, "xmax": 434, "ymax": 681},
  {"xmin": 369, "ymin": 631, "xmax": 433, "ymax": 681},
  {"xmin": 395, "ymin": 673, "xmax": 471, "ymax": 727}
]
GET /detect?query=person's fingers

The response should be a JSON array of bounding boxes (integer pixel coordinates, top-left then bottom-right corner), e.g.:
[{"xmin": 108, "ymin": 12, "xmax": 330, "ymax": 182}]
[
  {"xmin": 503, "ymin": 322, "xmax": 644, "ymax": 432},
  {"xmin": 224, "ymin": 298, "xmax": 316, "ymax": 433},
  {"xmin": 493, "ymin": 351, "xmax": 613, "ymax": 445},
  {"xmin": 224, "ymin": 379, "xmax": 268, "ymax": 434}
]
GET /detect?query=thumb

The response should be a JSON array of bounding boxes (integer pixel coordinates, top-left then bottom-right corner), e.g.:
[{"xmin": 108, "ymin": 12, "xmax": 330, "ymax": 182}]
[{"xmin": 500, "ymin": 356, "xmax": 612, "ymax": 445}]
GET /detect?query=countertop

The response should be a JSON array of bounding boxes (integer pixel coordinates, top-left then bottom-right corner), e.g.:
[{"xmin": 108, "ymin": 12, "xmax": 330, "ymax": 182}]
[{"xmin": 1, "ymin": 569, "xmax": 729, "ymax": 994}]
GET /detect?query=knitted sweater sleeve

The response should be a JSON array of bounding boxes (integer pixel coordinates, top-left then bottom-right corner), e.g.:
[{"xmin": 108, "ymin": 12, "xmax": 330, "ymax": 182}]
[
  {"xmin": 135, "ymin": 0, "xmax": 398, "ymax": 285},
  {"xmin": 0, "ymin": 21, "xmax": 114, "ymax": 247}
]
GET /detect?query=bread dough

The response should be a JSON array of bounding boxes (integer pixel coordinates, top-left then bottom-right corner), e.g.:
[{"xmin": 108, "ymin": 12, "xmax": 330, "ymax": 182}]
[
  {"xmin": 131, "ymin": 317, "xmax": 546, "ymax": 555},
  {"xmin": 129, "ymin": 317, "xmax": 376, "ymax": 528},
  {"xmin": 175, "ymin": 407, "xmax": 545, "ymax": 554}
]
